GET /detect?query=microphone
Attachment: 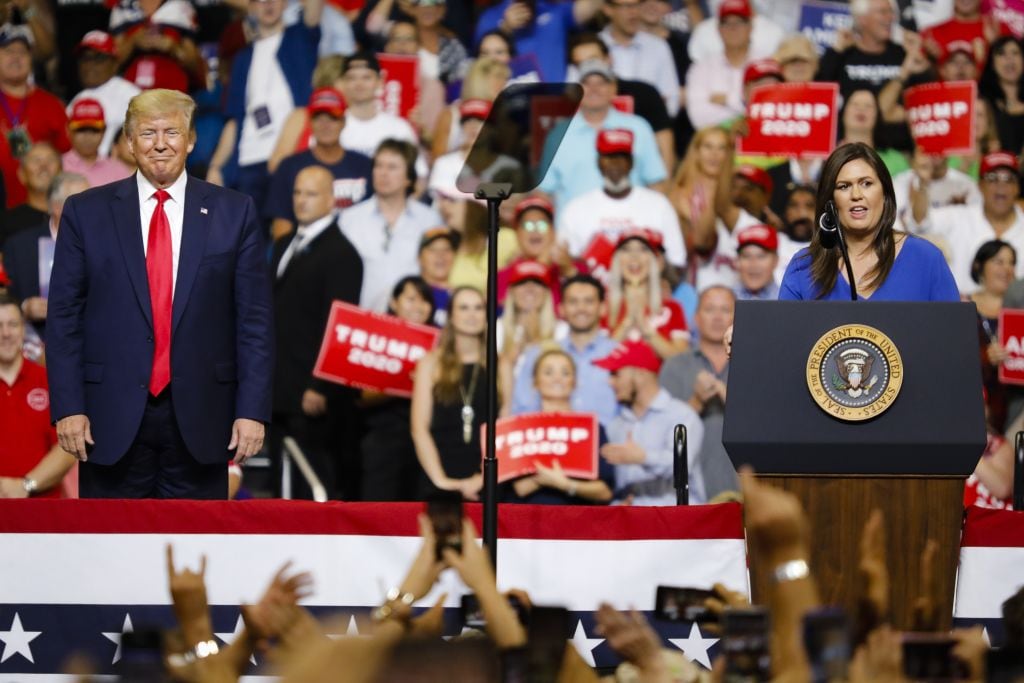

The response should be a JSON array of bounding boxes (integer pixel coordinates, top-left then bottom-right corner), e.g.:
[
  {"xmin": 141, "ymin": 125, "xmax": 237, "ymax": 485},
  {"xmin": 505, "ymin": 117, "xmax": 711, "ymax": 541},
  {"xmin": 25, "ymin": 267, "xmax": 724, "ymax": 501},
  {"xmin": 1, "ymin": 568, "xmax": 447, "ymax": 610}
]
[{"xmin": 818, "ymin": 200, "xmax": 858, "ymax": 301}]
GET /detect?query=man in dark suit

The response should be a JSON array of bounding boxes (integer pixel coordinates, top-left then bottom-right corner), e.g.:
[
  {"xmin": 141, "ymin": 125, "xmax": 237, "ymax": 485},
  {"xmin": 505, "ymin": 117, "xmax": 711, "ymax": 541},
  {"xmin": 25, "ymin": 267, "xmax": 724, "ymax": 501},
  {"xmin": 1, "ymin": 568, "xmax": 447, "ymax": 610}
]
[
  {"xmin": 270, "ymin": 165, "xmax": 362, "ymax": 499},
  {"xmin": 4, "ymin": 173, "xmax": 90, "ymax": 340},
  {"xmin": 46, "ymin": 89, "xmax": 274, "ymax": 499}
]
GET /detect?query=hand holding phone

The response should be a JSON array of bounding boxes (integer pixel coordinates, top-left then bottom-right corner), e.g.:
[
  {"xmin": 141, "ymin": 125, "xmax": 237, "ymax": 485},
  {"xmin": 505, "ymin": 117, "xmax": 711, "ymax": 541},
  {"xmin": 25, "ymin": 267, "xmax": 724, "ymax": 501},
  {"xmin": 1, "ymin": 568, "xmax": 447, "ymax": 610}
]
[{"xmin": 426, "ymin": 493, "xmax": 463, "ymax": 562}]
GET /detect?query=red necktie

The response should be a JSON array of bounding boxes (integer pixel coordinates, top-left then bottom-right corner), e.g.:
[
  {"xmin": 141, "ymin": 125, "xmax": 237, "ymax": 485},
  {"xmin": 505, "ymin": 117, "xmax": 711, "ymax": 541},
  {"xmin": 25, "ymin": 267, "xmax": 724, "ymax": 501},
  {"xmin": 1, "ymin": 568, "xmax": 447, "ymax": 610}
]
[{"xmin": 147, "ymin": 189, "xmax": 172, "ymax": 396}]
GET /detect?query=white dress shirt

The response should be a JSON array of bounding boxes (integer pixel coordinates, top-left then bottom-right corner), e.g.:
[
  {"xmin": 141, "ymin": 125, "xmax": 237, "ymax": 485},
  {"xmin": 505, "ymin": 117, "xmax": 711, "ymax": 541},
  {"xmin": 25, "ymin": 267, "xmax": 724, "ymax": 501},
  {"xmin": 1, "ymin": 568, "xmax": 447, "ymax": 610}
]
[
  {"xmin": 685, "ymin": 52, "xmax": 746, "ymax": 130},
  {"xmin": 599, "ymin": 28, "xmax": 681, "ymax": 117},
  {"xmin": 276, "ymin": 211, "xmax": 338, "ymax": 278},
  {"xmin": 137, "ymin": 171, "xmax": 187, "ymax": 295}
]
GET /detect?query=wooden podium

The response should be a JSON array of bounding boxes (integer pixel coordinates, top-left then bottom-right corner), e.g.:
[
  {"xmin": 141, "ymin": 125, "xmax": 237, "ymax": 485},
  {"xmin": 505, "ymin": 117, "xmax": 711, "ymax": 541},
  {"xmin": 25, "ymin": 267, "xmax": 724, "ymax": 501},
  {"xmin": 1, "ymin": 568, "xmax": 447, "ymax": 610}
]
[{"xmin": 724, "ymin": 302, "xmax": 986, "ymax": 630}]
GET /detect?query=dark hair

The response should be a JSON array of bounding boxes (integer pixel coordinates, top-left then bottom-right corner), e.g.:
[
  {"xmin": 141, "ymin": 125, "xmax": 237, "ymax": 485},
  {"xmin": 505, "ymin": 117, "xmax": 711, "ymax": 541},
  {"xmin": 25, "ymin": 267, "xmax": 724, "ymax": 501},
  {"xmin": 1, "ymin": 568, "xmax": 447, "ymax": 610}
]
[
  {"xmin": 567, "ymin": 32, "xmax": 609, "ymax": 63},
  {"xmin": 560, "ymin": 273, "xmax": 606, "ymax": 301},
  {"xmin": 373, "ymin": 138, "xmax": 418, "ymax": 195},
  {"xmin": 476, "ymin": 29, "xmax": 516, "ymax": 58},
  {"xmin": 979, "ymin": 36, "xmax": 1024, "ymax": 107},
  {"xmin": 807, "ymin": 142, "xmax": 898, "ymax": 298},
  {"xmin": 836, "ymin": 89, "xmax": 880, "ymax": 145},
  {"xmin": 389, "ymin": 275, "xmax": 437, "ymax": 323},
  {"xmin": 971, "ymin": 239, "xmax": 1017, "ymax": 284},
  {"xmin": 0, "ymin": 292, "xmax": 23, "ymax": 320}
]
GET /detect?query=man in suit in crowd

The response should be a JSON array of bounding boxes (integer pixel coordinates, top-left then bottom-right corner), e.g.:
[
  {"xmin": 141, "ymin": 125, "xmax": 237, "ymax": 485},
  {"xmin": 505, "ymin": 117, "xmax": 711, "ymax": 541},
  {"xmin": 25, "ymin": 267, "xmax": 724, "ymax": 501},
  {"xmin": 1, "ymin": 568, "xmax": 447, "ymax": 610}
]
[
  {"xmin": 46, "ymin": 89, "xmax": 274, "ymax": 499},
  {"xmin": 270, "ymin": 165, "xmax": 362, "ymax": 499},
  {"xmin": 4, "ymin": 173, "xmax": 89, "ymax": 340}
]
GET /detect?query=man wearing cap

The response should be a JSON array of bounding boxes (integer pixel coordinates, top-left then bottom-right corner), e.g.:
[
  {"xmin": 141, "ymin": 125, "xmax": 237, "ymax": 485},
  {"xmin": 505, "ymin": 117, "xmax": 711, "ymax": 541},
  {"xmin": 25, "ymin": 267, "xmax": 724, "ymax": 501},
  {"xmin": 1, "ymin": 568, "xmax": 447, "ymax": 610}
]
[
  {"xmin": 337, "ymin": 52, "xmax": 420, "ymax": 161},
  {"xmin": 921, "ymin": 0, "xmax": 1003, "ymax": 70},
  {"xmin": 497, "ymin": 196, "xmax": 582, "ymax": 308},
  {"xmin": 728, "ymin": 164, "xmax": 778, "ymax": 228},
  {"xmin": 271, "ymin": 166, "xmax": 362, "ymax": 499},
  {"xmin": 61, "ymin": 99, "xmax": 132, "ymax": 187},
  {"xmin": 599, "ymin": 0, "xmax": 680, "ymax": 116},
  {"xmin": 816, "ymin": 0, "xmax": 905, "ymax": 100},
  {"xmin": 733, "ymin": 224, "xmax": 779, "ymax": 300},
  {"xmin": 684, "ymin": 0, "xmax": 759, "ymax": 130},
  {"xmin": 594, "ymin": 338, "xmax": 705, "ymax": 505},
  {"xmin": 892, "ymin": 148, "xmax": 980, "ymax": 226},
  {"xmin": 418, "ymin": 226, "xmax": 458, "ymax": 323},
  {"xmin": 428, "ymin": 98, "xmax": 523, "ymax": 197},
  {"xmin": 539, "ymin": 59, "xmax": 666, "ymax": 210},
  {"xmin": 264, "ymin": 87, "xmax": 373, "ymax": 242},
  {"xmin": 660, "ymin": 285, "xmax": 736, "ymax": 499},
  {"xmin": 908, "ymin": 150, "xmax": 1024, "ymax": 292},
  {"xmin": 687, "ymin": 0, "xmax": 785, "ymax": 65},
  {"xmin": 68, "ymin": 30, "xmax": 141, "ymax": 158},
  {"xmin": 341, "ymin": 138, "xmax": 442, "ymax": 312},
  {"xmin": 0, "ymin": 24, "xmax": 70, "ymax": 209},
  {"xmin": 3, "ymin": 173, "xmax": 89, "ymax": 340},
  {"xmin": 559, "ymin": 128, "xmax": 685, "ymax": 269},
  {"xmin": 208, "ymin": 0, "xmax": 322, "ymax": 197}
]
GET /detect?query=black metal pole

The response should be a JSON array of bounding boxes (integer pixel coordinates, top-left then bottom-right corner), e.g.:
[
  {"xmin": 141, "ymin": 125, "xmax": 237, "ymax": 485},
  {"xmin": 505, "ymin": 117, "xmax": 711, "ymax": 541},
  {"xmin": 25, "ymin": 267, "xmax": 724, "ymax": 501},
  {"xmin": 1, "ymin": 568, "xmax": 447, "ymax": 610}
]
[
  {"xmin": 674, "ymin": 424, "xmax": 688, "ymax": 506},
  {"xmin": 1014, "ymin": 431, "xmax": 1024, "ymax": 511},
  {"xmin": 477, "ymin": 183, "xmax": 511, "ymax": 573}
]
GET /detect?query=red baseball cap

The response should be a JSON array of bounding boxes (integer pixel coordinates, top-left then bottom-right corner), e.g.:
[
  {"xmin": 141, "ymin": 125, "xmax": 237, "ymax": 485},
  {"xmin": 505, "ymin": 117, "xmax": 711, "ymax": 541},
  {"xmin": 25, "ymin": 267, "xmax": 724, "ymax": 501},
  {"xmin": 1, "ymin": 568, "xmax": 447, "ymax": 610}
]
[
  {"xmin": 508, "ymin": 260, "xmax": 551, "ymax": 287},
  {"xmin": 981, "ymin": 151, "xmax": 1019, "ymax": 177},
  {"xmin": 736, "ymin": 224, "xmax": 779, "ymax": 252},
  {"xmin": 596, "ymin": 128, "xmax": 634, "ymax": 155},
  {"xmin": 735, "ymin": 164, "xmax": 773, "ymax": 195},
  {"xmin": 76, "ymin": 30, "xmax": 116, "ymax": 56},
  {"xmin": 69, "ymin": 98, "xmax": 106, "ymax": 130},
  {"xmin": 513, "ymin": 195, "xmax": 554, "ymax": 222},
  {"xmin": 615, "ymin": 227, "xmax": 663, "ymax": 252},
  {"xmin": 459, "ymin": 98, "xmax": 492, "ymax": 121},
  {"xmin": 592, "ymin": 339, "xmax": 662, "ymax": 374},
  {"xmin": 743, "ymin": 58, "xmax": 783, "ymax": 85},
  {"xmin": 938, "ymin": 39, "xmax": 974, "ymax": 66},
  {"xmin": 719, "ymin": 0, "xmax": 752, "ymax": 20},
  {"xmin": 308, "ymin": 87, "xmax": 346, "ymax": 117}
]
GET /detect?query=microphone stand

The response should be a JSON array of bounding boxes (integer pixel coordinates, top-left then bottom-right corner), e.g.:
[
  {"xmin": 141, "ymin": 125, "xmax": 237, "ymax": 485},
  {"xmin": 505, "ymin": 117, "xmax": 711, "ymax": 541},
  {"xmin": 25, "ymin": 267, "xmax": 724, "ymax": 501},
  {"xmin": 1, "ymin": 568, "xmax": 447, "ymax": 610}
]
[
  {"xmin": 475, "ymin": 182, "xmax": 512, "ymax": 572},
  {"xmin": 835, "ymin": 223, "xmax": 858, "ymax": 302},
  {"xmin": 819, "ymin": 204, "xmax": 858, "ymax": 301}
]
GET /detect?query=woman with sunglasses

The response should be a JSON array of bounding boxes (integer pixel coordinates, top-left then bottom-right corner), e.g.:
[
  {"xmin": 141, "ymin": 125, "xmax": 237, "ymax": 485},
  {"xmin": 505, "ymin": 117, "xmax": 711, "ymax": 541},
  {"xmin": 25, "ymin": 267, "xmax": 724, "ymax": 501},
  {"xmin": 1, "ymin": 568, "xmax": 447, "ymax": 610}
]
[{"xmin": 496, "ymin": 196, "xmax": 586, "ymax": 309}]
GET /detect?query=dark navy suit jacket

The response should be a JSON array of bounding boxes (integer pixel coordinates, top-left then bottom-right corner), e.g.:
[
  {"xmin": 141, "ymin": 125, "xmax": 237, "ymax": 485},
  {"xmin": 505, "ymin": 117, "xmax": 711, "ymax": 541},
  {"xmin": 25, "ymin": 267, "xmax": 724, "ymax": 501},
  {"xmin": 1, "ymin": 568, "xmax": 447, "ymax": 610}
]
[{"xmin": 46, "ymin": 174, "xmax": 274, "ymax": 466}]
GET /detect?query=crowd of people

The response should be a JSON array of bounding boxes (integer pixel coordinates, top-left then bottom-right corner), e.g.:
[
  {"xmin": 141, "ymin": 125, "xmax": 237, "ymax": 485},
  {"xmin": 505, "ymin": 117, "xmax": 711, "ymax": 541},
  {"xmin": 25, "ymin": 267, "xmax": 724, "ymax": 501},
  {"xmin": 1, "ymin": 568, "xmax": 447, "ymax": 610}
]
[{"xmin": 0, "ymin": 0, "xmax": 1019, "ymax": 507}]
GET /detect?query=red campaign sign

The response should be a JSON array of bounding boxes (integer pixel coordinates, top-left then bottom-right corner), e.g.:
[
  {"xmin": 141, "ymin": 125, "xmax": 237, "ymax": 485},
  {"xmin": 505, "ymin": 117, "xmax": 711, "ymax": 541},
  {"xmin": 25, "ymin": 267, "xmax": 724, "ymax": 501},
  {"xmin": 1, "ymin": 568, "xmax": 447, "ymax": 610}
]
[
  {"xmin": 313, "ymin": 301, "xmax": 440, "ymax": 397},
  {"xmin": 738, "ymin": 82, "xmax": 838, "ymax": 158},
  {"xmin": 486, "ymin": 412, "xmax": 599, "ymax": 484},
  {"xmin": 581, "ymin": 233, "xmax": 616, "ymax": 285},
  {"xmin": 611, "ymin": 94, "xmax": 634, "ymax": 114},
  {"xmin": 904, "ymin": 81, "xmax": 975, "ymax": 156},
  {"xmin": 377, "ymin": 54, "xmax": 420, "ymax": 123},
  {"xmin": 998, "ymin": 309, "xmax": 1024, "ymax": 386}
]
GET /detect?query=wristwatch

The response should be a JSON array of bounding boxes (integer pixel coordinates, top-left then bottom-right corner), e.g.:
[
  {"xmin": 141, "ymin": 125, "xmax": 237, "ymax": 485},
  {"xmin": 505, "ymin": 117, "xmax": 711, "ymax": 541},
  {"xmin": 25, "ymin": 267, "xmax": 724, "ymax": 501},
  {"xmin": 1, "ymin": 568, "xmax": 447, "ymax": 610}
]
[{"xmin": 21, "ymin": 477, "xmax": 38, "ymax": 495}]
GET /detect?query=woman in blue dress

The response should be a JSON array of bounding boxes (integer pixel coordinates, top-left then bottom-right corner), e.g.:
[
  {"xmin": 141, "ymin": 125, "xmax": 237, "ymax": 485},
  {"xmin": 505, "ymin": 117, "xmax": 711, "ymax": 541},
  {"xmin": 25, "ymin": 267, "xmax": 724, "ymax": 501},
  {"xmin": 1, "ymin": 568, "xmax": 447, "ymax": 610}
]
[{"xmin": 778, "ymin": 142, "xmax": 960, "ymax": 302}]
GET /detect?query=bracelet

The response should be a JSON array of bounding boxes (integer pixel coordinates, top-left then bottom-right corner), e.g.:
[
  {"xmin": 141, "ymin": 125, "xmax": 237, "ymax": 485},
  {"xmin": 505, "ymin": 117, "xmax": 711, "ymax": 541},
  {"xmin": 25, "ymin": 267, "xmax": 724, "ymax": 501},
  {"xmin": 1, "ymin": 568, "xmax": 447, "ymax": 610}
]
[
  {"xmin": 166, "ymin": 639, "xmax": 219, "ymax": 668},
  {"xmin": 566, "ymin": 481, "xmax": 578, "ymax": 497},
  {"xmin": 371, "ymin": 588, "xmax": 415, "ymax": 624},
  {"xmin": 772, "ymin": 558, "xmax": 810, "ymax": 583},
  {"xmin": 21, "ymin": 477, "xmax": 37, "ymax": 494}
]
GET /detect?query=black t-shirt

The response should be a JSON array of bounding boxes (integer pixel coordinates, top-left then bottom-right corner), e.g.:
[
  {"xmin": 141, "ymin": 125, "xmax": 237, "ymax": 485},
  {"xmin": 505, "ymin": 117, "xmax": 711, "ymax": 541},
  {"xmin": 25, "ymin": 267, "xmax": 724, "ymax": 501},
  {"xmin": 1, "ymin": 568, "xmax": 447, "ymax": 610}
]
[
  {"xmin": 0, "ymin": 205, "xmax": 47, "ymax": 250},
  {"xmin": 263, "ymin": 149, "xmax": 375, "ymax": 223},
  {"xmin": 816, "ymin": 42, "xmax": 905, "ymax": 98},
  {"xmin": 618, "ymin": 79, "xmax": 672, "ymax": 132}
]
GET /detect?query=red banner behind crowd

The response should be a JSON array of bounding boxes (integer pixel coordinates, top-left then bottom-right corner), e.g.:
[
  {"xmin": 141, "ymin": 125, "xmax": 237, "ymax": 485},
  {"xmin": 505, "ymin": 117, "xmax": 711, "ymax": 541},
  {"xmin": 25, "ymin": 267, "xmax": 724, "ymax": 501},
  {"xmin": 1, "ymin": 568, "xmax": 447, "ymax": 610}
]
[
  {"xmin": 488, "ymin": 412, "xmax": 599, "ymax": 484},
  {"xmin": 904, "ymin": 81, "xmax": 975, "ymax": 156},
  {"xmin": 313, "ymin": 302, "xmax": 440, "ymax": 397},
  {"xmin": 998, "ymin": 309, "xmax": 1024, "ymax": 385},
  {"xmin": 738, "ymin": 82, "xmax": 838, "ymax": 158},
  {"xmin": 378, "ymin": 54, "xmax": 419, "ymax": 123}
]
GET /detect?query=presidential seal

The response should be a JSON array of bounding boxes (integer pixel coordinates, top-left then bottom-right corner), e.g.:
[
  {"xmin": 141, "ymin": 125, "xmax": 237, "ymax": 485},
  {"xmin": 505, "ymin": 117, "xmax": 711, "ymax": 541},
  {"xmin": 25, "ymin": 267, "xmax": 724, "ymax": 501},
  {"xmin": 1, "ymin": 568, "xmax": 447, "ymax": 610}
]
[{"xmin": 806, "ymin": 324, "xmax": 903, "ymax": 422}]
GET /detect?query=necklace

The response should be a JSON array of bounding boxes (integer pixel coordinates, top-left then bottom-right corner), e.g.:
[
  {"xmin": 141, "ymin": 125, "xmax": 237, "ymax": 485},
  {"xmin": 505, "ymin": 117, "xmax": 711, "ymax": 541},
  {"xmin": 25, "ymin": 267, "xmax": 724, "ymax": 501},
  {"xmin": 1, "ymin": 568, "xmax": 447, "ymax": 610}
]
[{"xmin": 459, "ymin": 363, "xmax": 481, "ymax": 444}]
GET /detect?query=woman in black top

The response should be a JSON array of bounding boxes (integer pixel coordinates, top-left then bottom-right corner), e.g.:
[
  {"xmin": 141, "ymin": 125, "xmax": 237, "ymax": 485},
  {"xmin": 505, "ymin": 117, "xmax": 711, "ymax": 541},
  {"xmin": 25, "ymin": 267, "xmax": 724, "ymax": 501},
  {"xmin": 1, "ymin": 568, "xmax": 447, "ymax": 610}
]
[
  {"xmin": 979, "ymin": 36, "xmax": 1024, "ymax": 155},
  {"xmin": 412, "ymin": 286, "xmax": 488, "ymax": 500}
]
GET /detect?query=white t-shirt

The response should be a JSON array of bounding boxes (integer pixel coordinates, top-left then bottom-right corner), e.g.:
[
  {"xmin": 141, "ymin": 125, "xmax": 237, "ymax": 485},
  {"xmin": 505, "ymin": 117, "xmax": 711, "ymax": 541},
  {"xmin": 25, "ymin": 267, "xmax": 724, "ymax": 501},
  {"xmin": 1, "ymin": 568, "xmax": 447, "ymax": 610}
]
[
  {"xmin": 559, "ymin": 186, "xmax": 687, "ymax": 268},
  {"xmin": 694, "ymin": 209, "xmax": 762, "ymax": 292},
  {"xmin": 340, "ymin": 110, "xmax": 418, "ymax": 158},
  {"xmin": 69, "ymin": 76, "xmax": 141, "ymax": 157},
  {"xmin": 238, "ymin": 32, "xmax": 294, "ymax": 166}
]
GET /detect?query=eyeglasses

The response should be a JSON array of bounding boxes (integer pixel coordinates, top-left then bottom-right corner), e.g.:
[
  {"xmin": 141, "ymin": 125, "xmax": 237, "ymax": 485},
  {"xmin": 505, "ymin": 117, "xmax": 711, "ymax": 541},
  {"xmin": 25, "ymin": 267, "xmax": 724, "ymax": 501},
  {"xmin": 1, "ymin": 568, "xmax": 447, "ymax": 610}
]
[
  {"xmin": 520, "ymin": 220, "xmax": 550, "ymax": 234},
  {"xmin": 983, "ymin": 171, "xmax": 1018, "ymax": 184}
]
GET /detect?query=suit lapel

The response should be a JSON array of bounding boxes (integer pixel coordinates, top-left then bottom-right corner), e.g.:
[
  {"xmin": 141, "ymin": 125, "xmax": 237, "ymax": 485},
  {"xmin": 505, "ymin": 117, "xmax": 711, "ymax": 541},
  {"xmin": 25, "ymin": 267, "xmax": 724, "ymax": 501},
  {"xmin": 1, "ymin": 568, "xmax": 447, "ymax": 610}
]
[
  {"xmin": 173, "ymin": 176, "xmax": 211, "ymax": 333},
  {"xmin": 111, "ymin": 176, "xmax": 152, "ymax": 327}
]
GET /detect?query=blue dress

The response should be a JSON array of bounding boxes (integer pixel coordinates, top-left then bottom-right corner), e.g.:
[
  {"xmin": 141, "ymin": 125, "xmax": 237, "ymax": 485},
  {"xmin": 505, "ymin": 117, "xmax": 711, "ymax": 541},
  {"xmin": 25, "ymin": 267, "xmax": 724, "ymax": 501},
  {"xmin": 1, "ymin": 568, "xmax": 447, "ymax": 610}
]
[{"xmin": 778, "ymin": 235, "xmax": 960, "ymax": 302}]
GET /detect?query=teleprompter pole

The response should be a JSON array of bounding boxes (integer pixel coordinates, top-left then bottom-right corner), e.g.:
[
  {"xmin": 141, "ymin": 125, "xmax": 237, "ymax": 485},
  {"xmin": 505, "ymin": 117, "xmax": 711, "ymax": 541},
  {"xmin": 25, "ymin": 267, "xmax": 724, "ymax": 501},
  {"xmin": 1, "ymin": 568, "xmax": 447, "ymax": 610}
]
[
  {"xmin": 476, "ymin": 182, "xmax": 513, "ymax": 572},
  {"xmin": 673, "ymin": 424, "xmax": 689, "ymax": 506}
]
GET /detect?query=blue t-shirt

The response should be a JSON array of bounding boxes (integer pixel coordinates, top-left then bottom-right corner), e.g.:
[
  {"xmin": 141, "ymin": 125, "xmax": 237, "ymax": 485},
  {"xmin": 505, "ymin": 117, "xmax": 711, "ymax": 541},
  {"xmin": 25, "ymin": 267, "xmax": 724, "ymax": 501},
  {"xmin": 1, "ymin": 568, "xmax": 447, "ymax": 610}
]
[
  {"xmin": 263, "ymin": 150, "xmax": 374, "ymax": 223},
  {"xmin": 474, "ymin": 0, "xmax": 576, "ymax": 81},
  {"xmin": 778, "ymin": 235, "xmax": 960, "ymax": 302}
]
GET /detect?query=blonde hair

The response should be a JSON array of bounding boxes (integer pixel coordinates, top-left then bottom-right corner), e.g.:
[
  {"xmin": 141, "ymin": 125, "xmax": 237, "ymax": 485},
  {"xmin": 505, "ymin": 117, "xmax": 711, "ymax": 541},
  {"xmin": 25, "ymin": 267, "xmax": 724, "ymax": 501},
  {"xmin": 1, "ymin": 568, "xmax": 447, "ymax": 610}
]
[
  {"xmin": 607, "ymin": 244, "xmax": 661, "ymax": 325},
  {"xmin": 671, "ymin": 126, "xmax": 734, "ymax": 189},
  {"xmin": 314, "ymin": 54, "xmax": 346, "ymax": 89},
  {"xmin": 532, "ymin": 346, "xmax": 576, "ymax": 383},
  {"xmin": 462, "ymin": 57, "xmax": 510, "ymax": 100},
  {"xmin": 500, "ymin": 282, "xmax": 556, "ymax": 354},
  {"xmin": 124, "ymin": 89, "xmax": 197, "ymax": 137}
]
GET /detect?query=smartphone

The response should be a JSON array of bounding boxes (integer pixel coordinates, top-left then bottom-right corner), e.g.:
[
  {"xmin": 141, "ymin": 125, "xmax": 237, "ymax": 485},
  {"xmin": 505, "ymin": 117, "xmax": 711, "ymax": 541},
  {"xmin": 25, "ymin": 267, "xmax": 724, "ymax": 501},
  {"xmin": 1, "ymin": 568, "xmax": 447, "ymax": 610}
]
[
  {"xmin": 426, "ymin": 493, "xmax": 462, "ymax": 561},
  {"xmin": 986, "ymin": 647, "xmax": 1024, "ymax": 682},
  {"xmin": 803, "ymin": 608, "xmax": 851, "ymax": 683},
  {"xmin": 461, "ymin": 593, "xmax": 528, "ymax": 629},
  {"xmin": 722, "ymin": 607, "xmax": 771, "ymax": 683},
  {"xmin": 527, "ymin": 606, "xmax": 569, "ymax": 683},
  {"xmin": 901, "ymin": 632, "xmax": 969, "ymax": 681},
  {"xmin": 118, "ymin": 629, "xmax": 169, "ymax": 683},
  {"xmin": 655, "ymin": 585, "xmax": 715, "ymax": 623}
]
